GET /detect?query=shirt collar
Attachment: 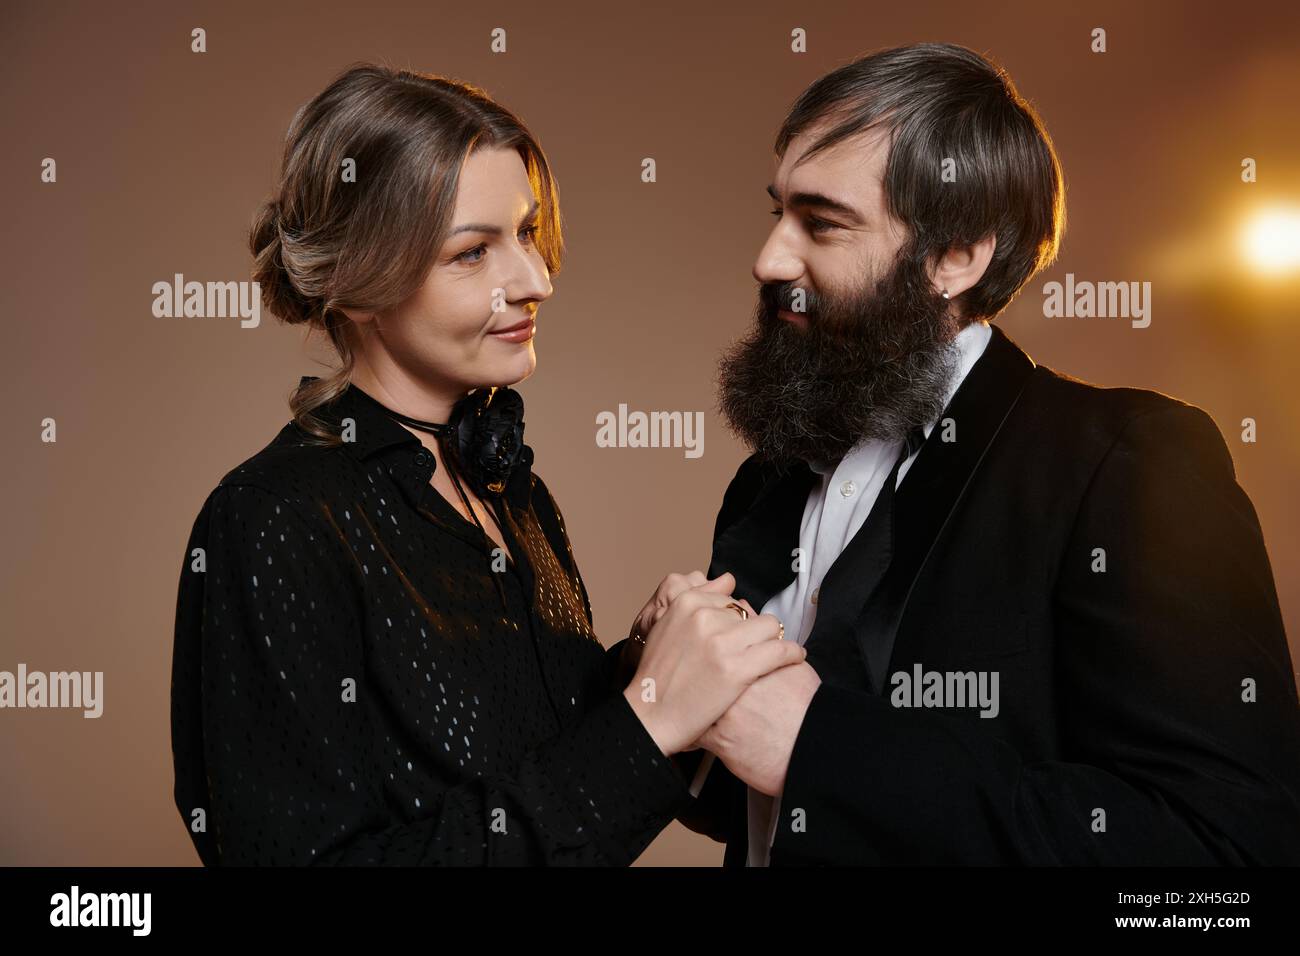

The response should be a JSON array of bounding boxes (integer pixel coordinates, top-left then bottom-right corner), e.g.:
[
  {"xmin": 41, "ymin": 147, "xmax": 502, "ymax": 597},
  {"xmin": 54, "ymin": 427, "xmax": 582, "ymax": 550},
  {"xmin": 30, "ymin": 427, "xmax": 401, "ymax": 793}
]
[
  {"xmin": 301, "ymin": 375, "xmax": 423, "ymax": 460},
  {"xmin": 300, "ymin": 375, "xmax": 537, "ymax": 510},
  {"xmin": 924, "ymin": 319, "xmax": 993, "ymax": 441},
  {"xmin": 804, "ymin": 320, "xmax": 994, "ymax": 476}
]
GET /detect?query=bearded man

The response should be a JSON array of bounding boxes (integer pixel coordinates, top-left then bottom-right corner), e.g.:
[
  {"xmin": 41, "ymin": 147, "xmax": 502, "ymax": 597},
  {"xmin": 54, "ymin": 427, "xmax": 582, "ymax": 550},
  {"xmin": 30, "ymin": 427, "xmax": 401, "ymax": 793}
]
[{"xmin": 672, "ymin": 42, "xmax": 1300, "ymax": 866}]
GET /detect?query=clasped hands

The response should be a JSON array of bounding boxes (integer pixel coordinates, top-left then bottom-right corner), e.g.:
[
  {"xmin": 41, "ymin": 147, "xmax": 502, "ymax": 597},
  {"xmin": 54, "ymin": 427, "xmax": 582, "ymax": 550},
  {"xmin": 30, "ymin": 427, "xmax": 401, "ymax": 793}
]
[{"xmin": 620, "ymin": 571, "xmax": 821, "ymax": 797}]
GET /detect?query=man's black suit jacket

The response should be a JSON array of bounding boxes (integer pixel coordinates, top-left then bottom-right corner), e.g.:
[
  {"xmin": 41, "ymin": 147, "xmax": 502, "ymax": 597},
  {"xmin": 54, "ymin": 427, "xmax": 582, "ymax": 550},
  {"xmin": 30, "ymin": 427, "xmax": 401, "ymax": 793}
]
[{"xmin": 676, "ymin": 322, "xmax": 1300, "ymax": 865}]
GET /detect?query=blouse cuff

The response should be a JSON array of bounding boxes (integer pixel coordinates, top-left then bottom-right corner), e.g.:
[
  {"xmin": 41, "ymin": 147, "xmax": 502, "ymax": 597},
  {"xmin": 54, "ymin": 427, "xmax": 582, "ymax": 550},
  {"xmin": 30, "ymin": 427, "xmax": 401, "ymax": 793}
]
[{"xmin": 530, "ymin": 688, "xmax": 695, "ymax": 864}]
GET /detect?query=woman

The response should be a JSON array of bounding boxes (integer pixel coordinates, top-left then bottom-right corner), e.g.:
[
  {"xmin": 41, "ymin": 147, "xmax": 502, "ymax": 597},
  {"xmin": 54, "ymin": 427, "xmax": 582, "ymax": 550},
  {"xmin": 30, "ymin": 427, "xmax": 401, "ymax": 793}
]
[{"xmin": 169, "ymin": 64, "xmax": 801, "ymax": 865}]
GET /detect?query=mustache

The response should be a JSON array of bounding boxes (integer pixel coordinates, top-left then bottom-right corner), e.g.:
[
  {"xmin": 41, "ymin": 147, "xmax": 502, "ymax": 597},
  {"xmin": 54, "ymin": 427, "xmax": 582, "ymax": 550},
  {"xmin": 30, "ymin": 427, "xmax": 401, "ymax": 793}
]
[{"xmin": 761, "ymin": 281, "xmax": 821, "ymax": 320}]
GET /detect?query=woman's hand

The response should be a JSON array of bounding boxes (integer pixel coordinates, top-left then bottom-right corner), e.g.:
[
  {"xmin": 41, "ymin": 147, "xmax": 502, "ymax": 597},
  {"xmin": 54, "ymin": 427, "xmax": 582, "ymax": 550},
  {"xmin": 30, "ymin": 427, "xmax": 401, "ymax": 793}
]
[
  {"xmin": 617, "ymin": 572, "xmax": 755, "ymax": 685},
  {"xmin": 628, "ymin": 571, "xmax": 755, "ymax": 646},
  {"xmin": 622, "ymin": 572, "xmax": 802, "ymax": 756}
]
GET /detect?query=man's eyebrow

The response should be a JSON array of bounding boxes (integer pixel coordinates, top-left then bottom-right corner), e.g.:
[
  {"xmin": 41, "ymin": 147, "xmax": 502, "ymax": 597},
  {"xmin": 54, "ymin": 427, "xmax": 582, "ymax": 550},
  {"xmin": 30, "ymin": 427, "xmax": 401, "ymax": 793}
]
[
  {"xmin": 766, "ymin": 183, "xmax": 865, "ymax": 225},
  {"xmin": 448, "ymin": 199, "xmax": 540, "ymax": 237}
]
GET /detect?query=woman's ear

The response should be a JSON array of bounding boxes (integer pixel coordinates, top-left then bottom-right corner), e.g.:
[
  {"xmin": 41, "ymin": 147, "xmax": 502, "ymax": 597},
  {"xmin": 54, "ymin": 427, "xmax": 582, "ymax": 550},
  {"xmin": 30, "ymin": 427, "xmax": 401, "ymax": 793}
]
[{"xmin": 337, "ymin": 306, "xmax": 377, "ymax": 327}]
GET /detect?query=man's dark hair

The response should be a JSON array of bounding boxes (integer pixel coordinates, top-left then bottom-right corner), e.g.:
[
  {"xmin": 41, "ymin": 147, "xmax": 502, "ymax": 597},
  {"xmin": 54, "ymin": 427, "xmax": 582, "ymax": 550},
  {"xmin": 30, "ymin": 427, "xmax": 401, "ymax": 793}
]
[{"xmin": 775, "ymin": 42, "xmax": 1066, "ymax": 323}]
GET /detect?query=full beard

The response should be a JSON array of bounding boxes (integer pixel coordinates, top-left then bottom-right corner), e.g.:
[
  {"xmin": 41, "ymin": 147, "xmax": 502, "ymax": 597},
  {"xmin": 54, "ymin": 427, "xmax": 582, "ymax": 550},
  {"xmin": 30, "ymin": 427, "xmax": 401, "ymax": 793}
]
[{"xmin": 715, "ymin": 248, "xmax": 962, "ymax": 472}]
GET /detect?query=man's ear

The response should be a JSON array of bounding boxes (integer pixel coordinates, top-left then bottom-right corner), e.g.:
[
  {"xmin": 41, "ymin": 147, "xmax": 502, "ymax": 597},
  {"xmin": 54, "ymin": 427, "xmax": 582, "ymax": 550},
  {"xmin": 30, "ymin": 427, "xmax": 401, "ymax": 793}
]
[{"xmin": 930, "ymin": 232, "xmax": 997, "ymax": 299}]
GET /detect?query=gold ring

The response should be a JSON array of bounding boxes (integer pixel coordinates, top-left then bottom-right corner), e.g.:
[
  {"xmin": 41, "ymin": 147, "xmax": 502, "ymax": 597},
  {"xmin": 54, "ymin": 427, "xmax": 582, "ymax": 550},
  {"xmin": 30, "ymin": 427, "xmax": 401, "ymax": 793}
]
[
  {"xmin": 724, "ymin": 601, "xmax": 748, "ymax": 620},
  {"xmin": 777, "ymin": 620, "xmax": 785, "ymax": 640}
]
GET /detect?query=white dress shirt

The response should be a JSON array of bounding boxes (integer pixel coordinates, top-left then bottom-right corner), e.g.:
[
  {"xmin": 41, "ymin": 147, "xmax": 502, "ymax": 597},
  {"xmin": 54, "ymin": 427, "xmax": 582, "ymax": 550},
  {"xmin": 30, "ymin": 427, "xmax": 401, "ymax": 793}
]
[{"xmin": 746, "ymin": 319, "xmax": 993, "ymax": 866}]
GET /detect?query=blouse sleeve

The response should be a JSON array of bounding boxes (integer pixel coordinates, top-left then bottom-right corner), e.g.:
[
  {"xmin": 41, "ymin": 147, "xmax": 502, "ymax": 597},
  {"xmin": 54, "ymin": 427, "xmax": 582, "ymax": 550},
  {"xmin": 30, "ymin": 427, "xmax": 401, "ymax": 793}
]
[
  {"xmin": 172, "ymin": 483, "xmax": 693, "ymax": 866},
  {"xmin": 527, "ymin": 473, "xmax": 630, "ymax": 689},
  {"xmin": 528, "ymin": 473, "xmax": 595, "ymax": 628}
]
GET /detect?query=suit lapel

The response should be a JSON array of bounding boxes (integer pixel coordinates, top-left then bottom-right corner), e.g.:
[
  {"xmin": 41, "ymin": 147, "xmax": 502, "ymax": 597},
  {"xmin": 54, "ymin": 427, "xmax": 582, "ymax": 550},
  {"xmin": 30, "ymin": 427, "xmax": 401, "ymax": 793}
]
[
  {"xmin": 708, "ymin": 461, "xmax": 819, "ymax": 612},
  {"xmin": 857, "ymin": 323, "xmax": 1037, "ymax": 692}
]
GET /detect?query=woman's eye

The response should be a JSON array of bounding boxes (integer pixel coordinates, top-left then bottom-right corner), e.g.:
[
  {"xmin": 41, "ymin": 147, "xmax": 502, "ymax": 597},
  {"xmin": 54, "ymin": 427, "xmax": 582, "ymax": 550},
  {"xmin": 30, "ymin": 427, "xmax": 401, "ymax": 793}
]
[{"xmin": 455, "ymin": 225, "xmax": 538, "ymax": 263}]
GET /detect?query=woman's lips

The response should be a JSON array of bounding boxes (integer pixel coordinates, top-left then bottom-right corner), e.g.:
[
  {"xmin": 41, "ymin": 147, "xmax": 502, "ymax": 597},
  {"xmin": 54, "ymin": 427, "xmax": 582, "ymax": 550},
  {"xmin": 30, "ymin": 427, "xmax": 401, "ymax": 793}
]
[{"xmin": 489, "ymin": 317, "xmax": 535, "ymax": 343}]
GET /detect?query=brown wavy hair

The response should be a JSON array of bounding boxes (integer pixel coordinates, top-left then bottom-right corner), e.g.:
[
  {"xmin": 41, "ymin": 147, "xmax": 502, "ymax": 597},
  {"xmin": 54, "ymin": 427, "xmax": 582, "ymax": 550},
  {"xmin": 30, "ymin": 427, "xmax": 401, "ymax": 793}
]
[{"xmin": 249, "ymin": 63, "xmax": 565, "ymax": 445}]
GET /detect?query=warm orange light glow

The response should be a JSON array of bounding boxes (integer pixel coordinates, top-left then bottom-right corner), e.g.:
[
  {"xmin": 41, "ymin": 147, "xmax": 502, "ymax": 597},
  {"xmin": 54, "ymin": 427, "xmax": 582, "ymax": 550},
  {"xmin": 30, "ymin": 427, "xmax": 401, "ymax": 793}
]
[{"xmin": 1240, "ymin": 206, "xmax": 1300, "ymax": 276}]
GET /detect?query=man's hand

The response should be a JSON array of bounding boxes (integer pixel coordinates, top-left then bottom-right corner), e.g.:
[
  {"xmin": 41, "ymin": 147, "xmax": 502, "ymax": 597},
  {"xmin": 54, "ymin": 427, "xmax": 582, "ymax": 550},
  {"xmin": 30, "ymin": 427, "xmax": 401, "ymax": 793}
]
[
  {"xmin": 693, "ymin": 661, "xmax": 822, "ymax": 797},
  {"xmin": 623, "ymin": 576, "xmax": 802, "ymax": 757}
]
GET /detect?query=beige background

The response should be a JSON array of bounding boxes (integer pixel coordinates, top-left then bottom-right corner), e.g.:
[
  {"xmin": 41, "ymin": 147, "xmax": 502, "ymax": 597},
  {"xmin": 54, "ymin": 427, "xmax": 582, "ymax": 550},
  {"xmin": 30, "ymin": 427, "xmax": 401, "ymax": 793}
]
[{"xmin": 2, "ymin": 0, "xmax": 1297, "ymax": 865}]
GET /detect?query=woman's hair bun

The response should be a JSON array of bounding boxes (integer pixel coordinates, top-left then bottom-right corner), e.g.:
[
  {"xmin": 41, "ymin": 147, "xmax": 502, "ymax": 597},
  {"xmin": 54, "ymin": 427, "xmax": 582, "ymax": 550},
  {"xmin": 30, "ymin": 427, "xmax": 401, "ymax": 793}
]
[{"xmin": 249, "ymin": 197, "xmax": 316, "ymax": 326}]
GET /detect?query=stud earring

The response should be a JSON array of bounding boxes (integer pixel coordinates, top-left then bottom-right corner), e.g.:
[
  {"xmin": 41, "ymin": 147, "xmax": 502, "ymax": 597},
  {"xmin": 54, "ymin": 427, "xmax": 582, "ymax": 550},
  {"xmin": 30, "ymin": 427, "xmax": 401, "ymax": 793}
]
[{"xmin": 941, "ymin": 288, "xmax": 951, "ymax": 300}]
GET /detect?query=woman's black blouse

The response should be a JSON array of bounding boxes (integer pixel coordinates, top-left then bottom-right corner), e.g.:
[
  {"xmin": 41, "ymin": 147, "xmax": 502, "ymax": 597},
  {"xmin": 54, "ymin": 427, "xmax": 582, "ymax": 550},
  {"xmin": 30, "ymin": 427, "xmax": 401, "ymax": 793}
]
[{"xmin": 171, "ymin": 377, "xmax": 695, "ymax": 865}]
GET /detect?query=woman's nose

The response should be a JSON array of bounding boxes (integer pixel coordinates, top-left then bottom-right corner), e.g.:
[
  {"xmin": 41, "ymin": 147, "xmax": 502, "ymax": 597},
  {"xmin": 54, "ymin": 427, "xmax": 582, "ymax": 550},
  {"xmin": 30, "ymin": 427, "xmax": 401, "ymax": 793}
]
[{"xmin": 513, "ymin": 245, "xmax": 553, "ymax": 303}]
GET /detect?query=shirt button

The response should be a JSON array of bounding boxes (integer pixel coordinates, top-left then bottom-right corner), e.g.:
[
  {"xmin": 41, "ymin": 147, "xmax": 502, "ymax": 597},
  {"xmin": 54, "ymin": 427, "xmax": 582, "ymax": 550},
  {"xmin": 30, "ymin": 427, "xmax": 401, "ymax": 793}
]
[
  {"xmin": 839, "ymin": 480, "xmax": 856, "ymax": 498},
  {"xmin": 810, "ymin": 587, "xmax": 819, "ymax": 605}
]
